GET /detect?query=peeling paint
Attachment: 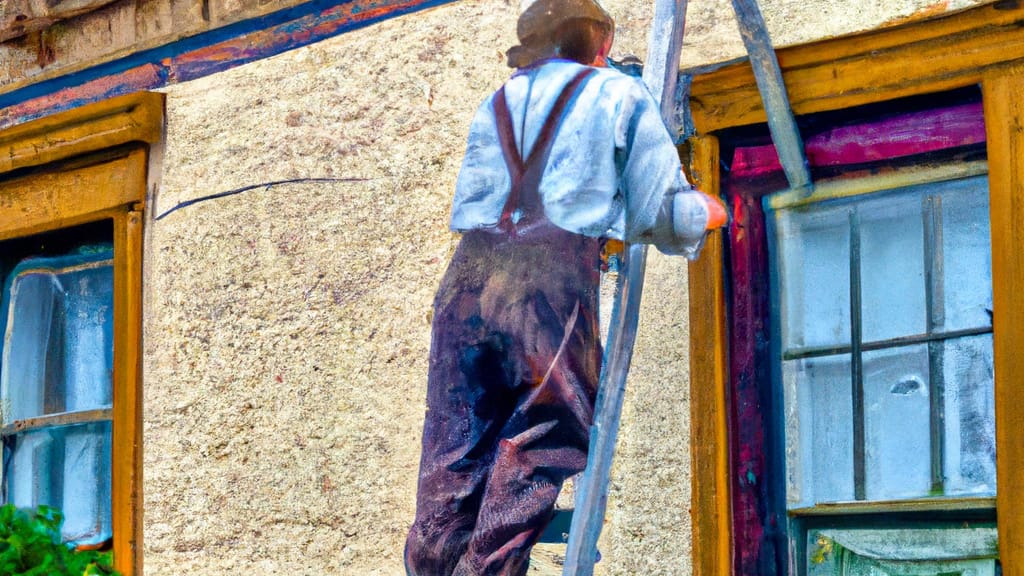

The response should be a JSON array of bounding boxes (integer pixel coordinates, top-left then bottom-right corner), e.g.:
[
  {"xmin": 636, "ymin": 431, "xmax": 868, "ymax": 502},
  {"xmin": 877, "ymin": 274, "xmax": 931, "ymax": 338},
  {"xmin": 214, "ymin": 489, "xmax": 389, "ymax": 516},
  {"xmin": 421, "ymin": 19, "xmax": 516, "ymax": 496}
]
[
  {"xmin": 881, "ymin": 0, "xmax": 951, "ymax": 28},
  {"xmin": 0, "ymin": 0, "xmax": 457, "ymax": 130}
]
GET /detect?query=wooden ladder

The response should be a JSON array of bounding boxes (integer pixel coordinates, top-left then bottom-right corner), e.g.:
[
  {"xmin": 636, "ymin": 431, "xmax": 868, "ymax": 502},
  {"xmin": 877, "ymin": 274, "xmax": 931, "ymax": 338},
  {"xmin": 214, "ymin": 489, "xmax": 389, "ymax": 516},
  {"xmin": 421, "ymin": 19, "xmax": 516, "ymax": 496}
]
[{"xmin": 562, "ymin": 1, "xmax": 811, "ymax": 573}]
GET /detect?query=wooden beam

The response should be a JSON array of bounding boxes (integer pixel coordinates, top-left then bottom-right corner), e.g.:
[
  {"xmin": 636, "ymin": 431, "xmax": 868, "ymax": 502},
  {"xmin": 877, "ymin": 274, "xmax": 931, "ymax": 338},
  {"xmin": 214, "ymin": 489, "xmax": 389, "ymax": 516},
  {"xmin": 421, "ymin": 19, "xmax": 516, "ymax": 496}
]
[
  {"xmin": 112, "ymin": 208, "xmax": 144, "ymax": 575},
  {"xmin": 0, "ymin": 91, "xmax": 163, "ymax": 175},
  {"xmin": 729, "ymin": 0, "xmax": 810, "ymax": 191},
  {"xmin": 0, "ymin": 148, "xmax": 147, "ymax": 241},
  {"xmin": 0, "ymin": 0, "xmax": 117, "ymax": 43},
  {"xmin": 689, "ymin": 1, "xmax": 1024, "ymax": 133},
  {"xmin": 0, "ymin": 0, "xmax": 457, "ymax": 130},
  {"xmin": 687, "ymin": 134, "xmax": 732, "ymax": 576},
  {"xmin": 982, "ymin": 63, "xmax": 1024, "ymax": 573}
]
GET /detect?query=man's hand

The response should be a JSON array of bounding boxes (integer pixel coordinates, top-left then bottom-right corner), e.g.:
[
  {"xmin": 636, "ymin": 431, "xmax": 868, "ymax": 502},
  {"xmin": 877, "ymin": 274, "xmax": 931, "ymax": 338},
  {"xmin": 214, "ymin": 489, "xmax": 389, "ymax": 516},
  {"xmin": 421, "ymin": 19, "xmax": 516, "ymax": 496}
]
[{"xmin": 701, "ymin": 192, "xmax": 728, "ymax": 230}]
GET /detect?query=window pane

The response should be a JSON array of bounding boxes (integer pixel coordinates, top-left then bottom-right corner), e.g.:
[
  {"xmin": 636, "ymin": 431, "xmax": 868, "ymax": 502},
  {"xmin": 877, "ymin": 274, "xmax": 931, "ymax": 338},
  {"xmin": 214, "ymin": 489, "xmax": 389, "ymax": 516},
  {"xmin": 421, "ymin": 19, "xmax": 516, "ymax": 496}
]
[
  {"xmin": 784, "ymin": 354, "xmax": 854, "ymax": 508},
  {"xmin": 860, "ymin": 190, "xmax": 927, "ymax": 342},
  {"xmin": 5, "ymin": 421, "xmax": 112, "ymax": 545},
  {"xmin": 863, "ymin": 345, "xmax": 931, "ymax": 500},
  {"xmin": 777, "ymin": 204, "xmax": 851, "ymax": 350},
  {"xmin": 808, "ymin": 527, "xmax": 998, "ymax": 576},
  {"xmin": 2, "ymin": 255, "xmax": 114, "ymax": 423},
  {"xmin": 944, "ymin": 334, "xmax": 996, "ymax": 496},
  {"xmin": 941, "ymin": 176, "xmax": 993, "ymax": 333}
]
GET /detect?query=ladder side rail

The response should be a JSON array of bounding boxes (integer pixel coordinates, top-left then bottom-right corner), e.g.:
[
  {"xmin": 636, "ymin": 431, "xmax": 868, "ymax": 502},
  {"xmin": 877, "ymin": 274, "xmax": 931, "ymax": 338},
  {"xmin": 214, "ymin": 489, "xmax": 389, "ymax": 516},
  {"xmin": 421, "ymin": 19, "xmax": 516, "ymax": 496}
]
[
  {"xmin": 731, "ymin": 0, "xmax": 812, "ymax": 192},
  {"xmin": 563, "ymin": 1, "xmax": 689, "ymax": 573}
]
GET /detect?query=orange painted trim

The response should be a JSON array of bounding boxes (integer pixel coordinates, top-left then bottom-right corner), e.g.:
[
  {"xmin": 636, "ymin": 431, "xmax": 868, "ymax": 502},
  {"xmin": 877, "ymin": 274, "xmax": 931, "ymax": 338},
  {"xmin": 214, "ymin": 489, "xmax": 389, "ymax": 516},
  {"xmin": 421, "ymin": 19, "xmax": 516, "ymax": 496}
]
[
  {"xmin": 982, "ymin": 65, "xmax": 1024, "ymax": 572},
  {"xmin": 687, "ymin": 135, "xmax": 732, "ymax": 576},
  {"xmin": 0, "ymin": 91, "xmax": 163, "ymax": 175},
  {"xmin": 687, "ymin": 1, "xmax": 1024, "ymax": 133},
  {"xmin": 112, "ymin": 210, "xmax": 144, "ymax": 576},
  {"xmin": 0, "ymin": 149, "xmax": 147, "ymax": 241}
]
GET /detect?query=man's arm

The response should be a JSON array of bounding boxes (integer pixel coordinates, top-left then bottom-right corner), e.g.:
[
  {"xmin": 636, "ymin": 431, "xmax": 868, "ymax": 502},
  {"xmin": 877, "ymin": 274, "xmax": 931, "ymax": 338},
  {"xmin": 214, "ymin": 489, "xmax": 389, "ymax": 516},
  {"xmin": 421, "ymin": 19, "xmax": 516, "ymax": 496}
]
[{"xmin": 615, "ymin": 77, "xmax": 726, "ymax": 258}]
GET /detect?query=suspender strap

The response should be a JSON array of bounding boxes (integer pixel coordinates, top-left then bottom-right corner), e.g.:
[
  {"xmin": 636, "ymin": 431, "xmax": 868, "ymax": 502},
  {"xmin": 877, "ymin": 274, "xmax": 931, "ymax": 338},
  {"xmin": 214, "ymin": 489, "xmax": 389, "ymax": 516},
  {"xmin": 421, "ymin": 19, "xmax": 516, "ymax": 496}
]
[{"xmin": 492, "ymin": 68, "xmax": 596, "ymax": 230}]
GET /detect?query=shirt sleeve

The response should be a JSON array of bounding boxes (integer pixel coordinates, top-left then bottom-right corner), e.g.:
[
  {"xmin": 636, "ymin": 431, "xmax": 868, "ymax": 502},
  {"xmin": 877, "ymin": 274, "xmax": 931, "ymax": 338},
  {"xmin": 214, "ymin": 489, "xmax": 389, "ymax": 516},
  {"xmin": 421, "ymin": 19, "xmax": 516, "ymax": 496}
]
[
  {"xmin": 614, "ymin": 77, "xmax": 710, "ymax": 259},
  {"xmin": 450, "ymin": 95, "xmax": 509, "ymax": 232}
]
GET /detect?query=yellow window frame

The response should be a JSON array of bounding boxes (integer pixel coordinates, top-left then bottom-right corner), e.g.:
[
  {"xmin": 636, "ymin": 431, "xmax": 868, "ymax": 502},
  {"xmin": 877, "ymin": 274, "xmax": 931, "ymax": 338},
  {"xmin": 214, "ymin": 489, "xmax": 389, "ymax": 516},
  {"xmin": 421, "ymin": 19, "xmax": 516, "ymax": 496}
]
[
  {"xmin": 685, "ymin": 2, "xmax": 1024, "ymax": 573},
  {"xmin": 0, "ymin": 91, "xmax": 163, "ymax": 576}
]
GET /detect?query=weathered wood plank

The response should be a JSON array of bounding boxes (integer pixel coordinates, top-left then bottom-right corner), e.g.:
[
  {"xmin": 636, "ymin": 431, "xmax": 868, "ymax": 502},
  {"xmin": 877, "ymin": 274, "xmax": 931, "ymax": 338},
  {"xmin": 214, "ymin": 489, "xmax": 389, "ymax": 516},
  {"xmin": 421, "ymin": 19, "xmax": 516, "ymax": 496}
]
[
  {"xmin": 0, "ymin": 91, "xmax": 163, "ymax": 174},
  {"xmin": 0, "ymin": 0, "xmax": 458, "ymax": 130},
  {"xmin": 729, "ymin": 0, "xmax": 810, "ymax": 191},
  {"xmin": 1, "ymin": 407, "xmax": 113, "ymax": 437},
  {"xmin": 982, "ymin": 64, "xmax": 1024, "ymax": 574},
  {"xmin": 730, "ymin": 102, "xmax": 986, "ymax": 178},
  {"xmin": 0, "ymin": 148, "xmax": 147, "ymax": 241},
  {"xmin": 112, "ymin": 208, "xmax": 144, "ymax": 576},
  {"xmin": 644, "ymin": 0, "xmax": 688, "ymax": 135},
  {"xmin": 0, "ymin": 0, "xmax": 117, "ymax": 43},
  {"xmin": 687, "ymin": 134, "xmax": 732, "ymax": 576},
  {"xmin": 689, "ymin": 1, "xmax": 1024, "ymax": 133}
]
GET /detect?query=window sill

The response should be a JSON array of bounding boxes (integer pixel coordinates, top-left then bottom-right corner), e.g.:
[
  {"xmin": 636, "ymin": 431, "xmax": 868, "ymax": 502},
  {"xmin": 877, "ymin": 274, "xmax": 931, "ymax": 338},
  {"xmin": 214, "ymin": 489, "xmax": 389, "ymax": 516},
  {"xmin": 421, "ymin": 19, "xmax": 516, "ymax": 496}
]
[{"xmin": 789, "ymin": 496, "xmax": 997, "ymax": 517}]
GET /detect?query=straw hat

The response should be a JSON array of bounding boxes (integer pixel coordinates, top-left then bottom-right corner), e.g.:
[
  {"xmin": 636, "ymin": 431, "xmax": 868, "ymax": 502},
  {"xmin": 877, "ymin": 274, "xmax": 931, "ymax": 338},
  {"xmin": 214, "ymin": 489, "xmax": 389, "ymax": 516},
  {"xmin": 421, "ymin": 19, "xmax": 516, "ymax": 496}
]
[{"xmin": 507, "ymin": 0, "xmax": 613, "ymax": 67}]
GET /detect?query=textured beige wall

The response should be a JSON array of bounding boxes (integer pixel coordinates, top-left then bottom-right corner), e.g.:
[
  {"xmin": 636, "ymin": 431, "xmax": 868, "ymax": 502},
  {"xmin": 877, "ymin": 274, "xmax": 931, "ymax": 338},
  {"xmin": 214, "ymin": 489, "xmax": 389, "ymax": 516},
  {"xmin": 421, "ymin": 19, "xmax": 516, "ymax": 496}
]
[{"xmin": 142, "ymin": 0, "xmax": 993, "ymax": 575}]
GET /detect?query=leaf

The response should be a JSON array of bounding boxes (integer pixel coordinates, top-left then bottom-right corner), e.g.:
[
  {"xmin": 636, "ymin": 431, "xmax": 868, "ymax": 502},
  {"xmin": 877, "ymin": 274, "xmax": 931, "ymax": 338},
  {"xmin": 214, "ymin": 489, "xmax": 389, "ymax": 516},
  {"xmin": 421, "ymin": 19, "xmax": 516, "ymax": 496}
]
[{"xmin": 0, "ymin": 505, "xmax": 120, "ymax": 575}]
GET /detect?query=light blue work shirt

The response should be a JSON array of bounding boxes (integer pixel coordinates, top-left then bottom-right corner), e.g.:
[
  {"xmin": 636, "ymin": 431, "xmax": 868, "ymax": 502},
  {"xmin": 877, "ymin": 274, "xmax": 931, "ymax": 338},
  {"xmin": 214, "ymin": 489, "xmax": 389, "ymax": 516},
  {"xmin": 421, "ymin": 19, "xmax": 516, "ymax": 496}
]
[{"xmin": 450, "ymin": 59, "xmax": 710, "ymax": 258}]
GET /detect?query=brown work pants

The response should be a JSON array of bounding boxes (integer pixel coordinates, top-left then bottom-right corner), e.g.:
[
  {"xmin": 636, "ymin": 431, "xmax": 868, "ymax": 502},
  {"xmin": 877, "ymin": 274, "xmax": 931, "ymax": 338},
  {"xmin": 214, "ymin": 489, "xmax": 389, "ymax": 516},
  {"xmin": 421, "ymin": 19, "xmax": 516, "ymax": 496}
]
[{"xmin": 405, "ymin": 225, "xmax": 603, "ymax": 576}]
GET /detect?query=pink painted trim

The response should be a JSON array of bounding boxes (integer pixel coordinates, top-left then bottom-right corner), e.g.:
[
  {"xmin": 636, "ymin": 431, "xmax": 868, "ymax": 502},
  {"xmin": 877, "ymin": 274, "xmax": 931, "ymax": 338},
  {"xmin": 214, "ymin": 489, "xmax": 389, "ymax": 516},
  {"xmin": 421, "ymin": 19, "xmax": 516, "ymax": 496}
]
[{"xmin": 731, "ymin": 102, "xmax": 986, "ymax": 176}]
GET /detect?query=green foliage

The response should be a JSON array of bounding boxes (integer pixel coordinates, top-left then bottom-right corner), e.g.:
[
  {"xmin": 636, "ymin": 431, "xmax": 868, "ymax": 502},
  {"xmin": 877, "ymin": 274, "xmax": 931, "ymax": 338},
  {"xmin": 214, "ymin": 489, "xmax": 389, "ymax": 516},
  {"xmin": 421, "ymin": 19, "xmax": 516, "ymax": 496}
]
[{"xmin": 0, "ymin": 504, "xmax": 119, "ymax": 576}]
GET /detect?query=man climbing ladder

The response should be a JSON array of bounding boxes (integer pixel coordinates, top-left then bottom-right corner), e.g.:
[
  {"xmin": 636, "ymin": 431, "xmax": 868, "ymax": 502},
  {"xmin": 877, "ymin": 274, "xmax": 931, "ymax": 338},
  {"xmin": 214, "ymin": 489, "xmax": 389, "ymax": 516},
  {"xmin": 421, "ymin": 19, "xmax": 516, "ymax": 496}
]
[{"xmin": 404, "ymin": 1, "xmax": 726, "ymax": 574}]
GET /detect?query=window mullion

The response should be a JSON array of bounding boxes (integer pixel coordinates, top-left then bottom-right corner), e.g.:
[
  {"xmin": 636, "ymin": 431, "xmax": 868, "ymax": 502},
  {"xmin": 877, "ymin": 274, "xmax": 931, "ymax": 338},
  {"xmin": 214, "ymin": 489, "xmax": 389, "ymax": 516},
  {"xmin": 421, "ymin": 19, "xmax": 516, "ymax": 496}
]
[
  {"xmin": 0, "ymin": 408, "xmax": 114, "ymax": 437},
  {"xmin": 783, "ymin": 325, "xmax": 992, "ymax": 360},
  {"xmin": 850, "ymin": 208, "xmax": 866, "ymax": 501},
  {"xmin": 923, "ymin": 194, "xmax": 947, "ymax": 495}
]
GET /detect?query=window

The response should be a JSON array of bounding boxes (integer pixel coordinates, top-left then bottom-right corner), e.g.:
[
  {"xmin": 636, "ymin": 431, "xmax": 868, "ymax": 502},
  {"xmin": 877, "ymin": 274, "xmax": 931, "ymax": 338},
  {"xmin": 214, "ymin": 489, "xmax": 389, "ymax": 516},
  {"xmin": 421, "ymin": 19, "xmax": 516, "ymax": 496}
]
[
  {"xmin": 773, "ymin": 165, "xmax": 997, "ymax": 574},
  {"xmin": 1, "ymin": 223, "xmax": 116, "ymax": 546},
  {"xmin": 683, "ymin": 4, "xmax": 1024, "ymax": 574},
  {"xmin": 0, "ymin": 92, "xmax": 162, "ymax": 574},
  {"xmin": 714, "ymin": 89, "xmax": 999, "ymax": 573}
]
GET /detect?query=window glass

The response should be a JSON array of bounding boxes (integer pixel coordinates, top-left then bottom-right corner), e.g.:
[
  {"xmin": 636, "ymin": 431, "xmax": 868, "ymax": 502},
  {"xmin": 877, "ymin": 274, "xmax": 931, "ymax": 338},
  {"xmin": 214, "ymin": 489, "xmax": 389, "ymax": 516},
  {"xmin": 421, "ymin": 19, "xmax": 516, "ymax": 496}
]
[
  {"xmin": 777, "ymin": 204, "xmax": 851, "ymax": 351},
  {"xmin": 943, "ymin": 334, "xmax": 996, "ymax": 496},
  {"xmin": 6, "ymin": 422, "xmax": 112, "ymax": 543},
  {"xmin": 806, "ymin": 528, "xmax": 998, "ymax": 575},
  {"xmin": 784, "ymin": 354, "xmax": 854, "ymax": 508},
  {"xmin": 859, "ymin": 191, "xmax": 926, "ymax": 342},
  {"xmin": 0, "ymin": 246, "xmax": 114, "ymax": 546},
  {"xmin": 941, "ymin": 181, "xmax": 994, "ymax": 332},
  {"xmin": 863, "ymin": 344, "xmax": 931, "ymax": 500},
  {"xmin": 776, "ymin": 175, "xmax": 994, "ymax": 508}
]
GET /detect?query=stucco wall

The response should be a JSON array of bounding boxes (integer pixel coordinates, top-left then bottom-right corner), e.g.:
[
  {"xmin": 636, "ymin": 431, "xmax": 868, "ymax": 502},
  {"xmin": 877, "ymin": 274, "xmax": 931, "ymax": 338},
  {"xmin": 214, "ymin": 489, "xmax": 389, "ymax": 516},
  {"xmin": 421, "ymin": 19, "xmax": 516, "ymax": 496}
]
[{"xmin": 137, "ymin": 0, "xmax": 997, "ymax": 575}]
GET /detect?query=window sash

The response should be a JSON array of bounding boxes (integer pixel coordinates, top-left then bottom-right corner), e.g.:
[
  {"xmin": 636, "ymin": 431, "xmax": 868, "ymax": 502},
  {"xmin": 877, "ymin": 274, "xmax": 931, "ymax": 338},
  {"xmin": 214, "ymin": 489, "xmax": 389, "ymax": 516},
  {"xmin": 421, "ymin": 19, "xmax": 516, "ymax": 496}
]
[
  {"xmin": 774, "ymin": 173, "xmax": 994, "ymax": 508},
  {"xmin": 1, "ymin": 408, "xmax": 113, "ymax": 437}
]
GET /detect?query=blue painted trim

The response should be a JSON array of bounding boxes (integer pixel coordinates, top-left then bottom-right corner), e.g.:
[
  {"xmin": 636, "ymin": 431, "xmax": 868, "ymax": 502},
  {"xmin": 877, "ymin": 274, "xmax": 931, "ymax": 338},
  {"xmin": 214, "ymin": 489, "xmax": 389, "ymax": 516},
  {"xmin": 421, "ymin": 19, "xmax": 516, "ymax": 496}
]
[{"xmin": 0, "ymin": 0, "xmax": 458, "ymax": 111}]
